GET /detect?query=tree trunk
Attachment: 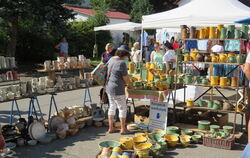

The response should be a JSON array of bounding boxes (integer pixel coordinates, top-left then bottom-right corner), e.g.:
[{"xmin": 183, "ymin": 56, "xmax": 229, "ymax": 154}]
[{"xmin": 6, "ymin": 15, "xmax": 18, "ymax": 57}]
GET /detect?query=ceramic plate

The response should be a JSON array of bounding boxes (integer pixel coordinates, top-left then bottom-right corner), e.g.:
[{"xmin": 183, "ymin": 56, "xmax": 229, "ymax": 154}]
[
  {"xmin": 48, "ymin": 116, "xmax": 65, "ymax": 131},
  {"xmin": 29, "ymin": 122, "xmax": 46, "ymax": 140}
]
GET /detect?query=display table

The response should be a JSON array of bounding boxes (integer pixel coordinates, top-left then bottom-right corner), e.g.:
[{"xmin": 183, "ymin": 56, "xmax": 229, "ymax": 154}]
[{"xmin": 126, "ymin": 89, "xmax": 173, "ymax": 102}]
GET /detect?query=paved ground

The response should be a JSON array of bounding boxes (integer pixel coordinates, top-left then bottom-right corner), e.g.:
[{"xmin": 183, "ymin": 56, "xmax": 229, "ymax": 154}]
[{"xmin": 0, "ymin": 86, "xmax": 248, "ymax": 158}]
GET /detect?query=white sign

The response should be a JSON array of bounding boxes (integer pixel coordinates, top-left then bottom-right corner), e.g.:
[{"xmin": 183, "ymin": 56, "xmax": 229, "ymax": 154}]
[{"xmin": 148, "ymin": 101, "xmax": 168, "ymax": 132}]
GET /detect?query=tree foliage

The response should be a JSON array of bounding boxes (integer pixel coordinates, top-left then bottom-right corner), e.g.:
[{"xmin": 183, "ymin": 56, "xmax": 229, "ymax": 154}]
[{"xmin": 130, "ymin": 0, "xmax": 154, "ymax": 22}]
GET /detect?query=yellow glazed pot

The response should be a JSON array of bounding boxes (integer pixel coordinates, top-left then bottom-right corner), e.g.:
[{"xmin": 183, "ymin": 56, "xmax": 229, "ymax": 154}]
[
  {"xmin": 120, "ymin": 137, "xmax": 134, "ymax": 150},
  {"xmin": 219, "ymin": 77, "xmax": 227, "ymax": 86},
  {"xmin": 145, "ymin": 62, "xmax": 151, "ymax": 69},
  {"xmin": 209, "ymin": 27, "xmax": 216, "ymax": 39},
  {"xmin": 128, "ymin": 62, "xmax": 135, "ymax": 74},
  {"xmin": 186, "ymin": 99, "xmax": 194, "ymax": 107},
  {"xmin": 164, "ymin": 135, "xmax": 179, "ymax": 147},
  {"xmin": 219, "ymin": 54, "xmax": 227, "ymax": 63},
  {"xmin": 135, "ymin": 133, "xmax": 148, "ymax": 138},
  {"xmin": 133, "ymin": 137, "xmax": 147, "ymax": 145},
  {"xmin": 180, "ymin": 135, "xmax": 191, "ymax": 147},
  {"xmin": 231, "ymin": 77, "xmax": 238, "ymax": 87},
  {"xmin": 135, "ymin": 143, "xmax": 152, "ymax": 158},
  {"xmin": 236, "ymin": 104, "xmax": 245, "ymax": 112},
  {"xmin": 210, "ymin": 76, "xmax": 219, "ymax": 85},
  {"xmin": 211, "ymin": 56, "xmax": 218, "ymax": 62}
]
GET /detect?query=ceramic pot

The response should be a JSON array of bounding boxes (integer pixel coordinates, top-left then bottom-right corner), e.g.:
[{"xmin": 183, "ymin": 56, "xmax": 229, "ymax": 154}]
[
  {"xmin": 164, "ymin": 135, "xmax": 179, "ymax": 147},
  {"xmin": 211, "ymin": 56, "xmax": 218, "ymax": 62},
  {"xmin": 228, "ymin": 56, "xmax": 237, "ymax": 63},
  {"xmin": 181, "ymin": 129, "xmax": 193, "ymax": 135},
  {"xmin": 219, "ymin": 54, "xmax": 227, "ymax": 63},
  {"xmin": 236, "ymin": 104, "xmax": 245, "ymax": 112},
  {"xmin": 120, "ymin": 137, "xmax": 134, "ymax": 150},
  {"xmin": 190, "ymin": 26, "xmax": 196, "ymax": 39},
  {"xmin": 236, "ymin": 54, "xmax": 246, "ymax": 64},
  {"xmin": 209, "ymin": 27, "xmax": 216, "ymax": 39},
  {"xmin": 186, "ymin": 99, "xmax": 194, "ymax": 107},
  {"xmin": 219, "ymin": 77, "xmax": 227, "ymax": 86},
  {"xmin": 226, "ymin": 25, "xmax": 235, "ymax": 39},
  {"xmin": 234, "ymin": 29, "xmax": 241, "ymax": 39},
  {"xmin": 196, "ymin": 54, "xmax": 204, "ymax": 62},
  {"xmin": 201, "ymin": 78, "xmax": 209, "ymax": 85},
  {"xmin": 198, "ymin": 120, "xmax": 210, "ymax": 130},
  {"xmin": 166, "ymin": 126, "xmax": 179, "ymax": 135},
  {"xmin": 223, "ymin": 126, "xmax": 233, "ymax": 134},
  {"xmin": 210, "ymin": 125, "xmax": 220, "ymax": 133},
  {"xmin": 213, "ymin": 102, "xmax": 221, "ymax": 110},
  {"xmin": 198, "ymin": 100, "xmax": 207, "ymax": 107},
  {"xmin": 207, "ymin": 100, "xmax": 213, "ymax": 108},
  {"xmin": 210, "ymin": 76, "xmax": 219, "ymax": 85},
  {"xmin": 216, "ymin": 24, "xmax": 224, "ymax": 38},
  {"xmin": 220, "ymin": 28, "xmax": 226, "ymax": 39},
  {"xmin": 231, "ymin": 77, "xmax": 238, "ymax": 87},
  {"xmin": 184, "ymin": 74, "xmax": 193, "ymax": 84},
  {"xmin": 192, "ymin": 135, "xmax": 202, "ymax": 144}
]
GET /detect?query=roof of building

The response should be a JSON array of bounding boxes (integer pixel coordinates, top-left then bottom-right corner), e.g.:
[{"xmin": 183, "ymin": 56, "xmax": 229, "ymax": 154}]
[{"xmin": 64, "ymin": 6, "xmax": 130, "ymax": 20}]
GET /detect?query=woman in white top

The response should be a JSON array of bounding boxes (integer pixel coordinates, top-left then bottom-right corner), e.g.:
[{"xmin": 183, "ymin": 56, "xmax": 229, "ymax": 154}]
[
  {"xmin": 163, "ymin": 41, "xmax": 176, "ymax": 71},
  {"xmin": 130, "ymin": 42, "xmax": 141, "ymax": 63}
]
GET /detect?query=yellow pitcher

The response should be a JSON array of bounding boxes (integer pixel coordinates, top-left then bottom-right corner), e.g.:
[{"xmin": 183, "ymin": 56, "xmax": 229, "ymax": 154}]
[
  {"xmin": 186, "ymin": 98, "xmax": 194, "ymax": 107},
  {"xmin": 204, "ymin": 26, "xmax": 210, "ymax": 38},
  {"xmin": 209, "ymin": 27, "xmax": 216, "ymax": 39},
  {"xmin": 199, "ymin": 29, "xmax": 206, "ymax": 39},
  {"xmin": 211, "ymin": 76, "xmax": 219, "ymax": 85},
  {"xmin": 211, "ymin": 56, "xmax": 218, "ymax": 62},
  {"xmin": 120, "ymin": 137, "xmax": 134, "ymax": 150},
  {"xmin": 128, "ymin": 62, "xmax": 135, "ymax": 74},
  {"xmin": 216, "ymin": 24, "xmax": 224, "ymax": 38},
  {"xmin": 190, "ymin": 52, "xmax": 197, "ymax": 61},
  {"xmin": 236, "ymin": 104, "xmax": 245, "ymax": 112},
  {"xmin": 184, "ymin": 54, "xmax": 191, "ymax": 62},
  {"xmin": 150, "ymin": 63, "xmax": 156, "ymax": 70}
]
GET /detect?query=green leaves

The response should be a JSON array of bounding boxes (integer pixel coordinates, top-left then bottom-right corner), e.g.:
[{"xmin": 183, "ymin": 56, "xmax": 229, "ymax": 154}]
[{"xmin": 130, "ymin": 0, "xmax": 154, "ymax": 22}]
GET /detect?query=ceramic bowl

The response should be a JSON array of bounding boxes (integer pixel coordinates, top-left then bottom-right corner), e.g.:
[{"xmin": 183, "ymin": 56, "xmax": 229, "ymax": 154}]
[
  {"xmin": 223, "ymin": 126, "xmax": 234, "ymax": 134},
  {"xmin": 191, "ymin": 135, "xmax": 202, "ymax": 143},
  {"xmin": 135, "ymin": 143, "xmax": 152, "ymax": 150},
  {"xmin": 135, "ymin": 133, "xmax": 148, "ymax": 138},
  {"xmin": 38, "ymin": 135, "xmax": 53, "ymax": 144},
  {"xmin": 27, "ymin": 140, "xmax": 37, "ymax": 146},
  {"xmin": 112, "ymin": 147, "xmax": 122, "ymax": 153},
  {"xmin": 99, "ymin": 141, "xmax": 120, "ymax": 149},
  {"xmin": 180, "ymin": 135, "xmax": 191, "ymax": 147},
  {"xmin": 194, "ymin": 132, "xmax": 204, "ymax": 137},
  {"xmin": 181, "ymin": 129, "xmax": 193, "ymax": 135},
  {"xmin": 153, "ymin": 129, "xmax": 165, "ymax": 135},
  {"xmin": 148, "ymin": 133, "xmax": 164, "ymax": 143},
  {"xmin": 133, "ymin": 136, "xmax": 147, "ymax": 144},
  {"xmin": 210, "ymin": 125, "xmax": 220, "ymax": 133},
  {"xmin": 164, "ymin": 135, "xmax": 179, "ymax": 147},
  {"xmin": 166, "ymin": 126, "xmax": 179, "ymax": 134}
]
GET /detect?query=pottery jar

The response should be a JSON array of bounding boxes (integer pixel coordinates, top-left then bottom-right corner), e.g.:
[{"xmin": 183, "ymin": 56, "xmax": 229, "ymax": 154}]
[
  {"xmin": 204, "ymin": 55, "xmax": 211, "ymax": 62},
  {"xmin": 220, "ymin": 28, "xmax": 227, "ymax": 39},
  {"xmin": 241, "ymin": 24, "xmax": 249, "ymax": 39},
  {"xmin": 234, "ymin": 29, "xmax": 241, "ymax": 39},
  {"xmin": 227, "ymin": 56, "xmax": 237, "ymax": 63},
  {"xmin": 211, "ymin": 56, "xmax": 218, "ymax": 62},
  {"xmin": 222, "ymin": 101, "xmax": 234, "ymax": 110},
  {"xmin": 209, "ymin": 27, "xmax": 216, "ymax": 39},
  {"xmin": 236, "ymin": 54, "xmax": 246, "ymax": 64},
  {"xmin": 236, "ymin": 104, "xmax": 245, "ymax": 112},
  {"xmin": 219, "ymin": 77, "xmax": 227, "ymax": 86},
  {"xmin": 231, "ymin": 77, "xmax": 238, "ymax": 87},
  {"xmin": 186, "ymin": 98, "xmax": 194, "ymax": 107},
  {"xmin": 216, "ymin": 24, "xmax": 224, "ymax": 38},
  {"xmin": 219, "ymin": 54, "xmax": 227, "ymax": 63},
  {"xmin": 207, "ymin": 100, "xmax": 213, "ymax": 108},
  {"xmin": 120, "ymin": 137, "xmax": 134, "ymax": 150},
  {"xmin": 196, "ymin": 54, "xmax": 204, "ymax": 62},
  {"xmin": 210, "ymin": 76, "xmax": 219, "ymax": 85}
]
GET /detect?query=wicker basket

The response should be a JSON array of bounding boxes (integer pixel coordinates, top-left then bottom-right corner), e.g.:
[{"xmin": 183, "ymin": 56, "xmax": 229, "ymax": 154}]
[{"xmin": 203, "ymin": 136, "xmax": 235, "ymax": 150}]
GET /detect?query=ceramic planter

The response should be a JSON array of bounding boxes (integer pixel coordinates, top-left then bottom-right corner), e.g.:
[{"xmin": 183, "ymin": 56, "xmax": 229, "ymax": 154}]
[
  {"xmin": 166, "ymin": 126, "xmax": 179, "ymax": 135},
  {"xmin": 212, "ymin": 102, "xmax": 221, "ymax": 110},
  {"xmin": 223, "ymin": 126, "xmax": 234, "ymax": 134},
  {"xmin": 207, "ymin": 100, "xmax": 213, "ymax": 108},
  {"xmin": 181, "ymin": 129, "xmax": 193, "ymax": 135},
  {"xmin": 227, "ymin": 56, "xmax": 237, "ymax": 63},
  {"xmin": 191, "ymin": 135, "xmax": 202, "ymax": 143},
  {"xmin": 198, "ymin": 120, "xmax": 211, "ymax": 130},
  {"xmin": 210, "ymin": 125, "xmax": 220, "ymax": 133},
  {"xmin": 198, "ymin": 100, "xmax": 207, "ymax": 107}
]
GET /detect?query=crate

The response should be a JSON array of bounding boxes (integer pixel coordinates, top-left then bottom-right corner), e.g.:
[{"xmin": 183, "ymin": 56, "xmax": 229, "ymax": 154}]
[{"xmin": 203, "ymin": 136, "xmax": 235, "ymax": 150}]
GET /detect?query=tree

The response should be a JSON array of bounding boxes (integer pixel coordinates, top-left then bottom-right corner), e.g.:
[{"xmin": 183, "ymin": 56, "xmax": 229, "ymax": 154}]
[
  {"xmin": 0, "ymin": 0, "xmax": 75, "ymax": 57},
  {"xmin": 105, "ymin": 0, "xmax": 133, "ymax": 14},
  {"xmin": 130, "ymin": 0, "xmax": 154, "ymax": 22},
  {"xmin": 149, "ymin": 0, "xmax": 179, "ymax": 12}
]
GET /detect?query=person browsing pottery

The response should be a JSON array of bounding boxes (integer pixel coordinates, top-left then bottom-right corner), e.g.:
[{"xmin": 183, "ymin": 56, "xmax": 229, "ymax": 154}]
[
  {"xmin": 101, "ymin": 43, "xmax": 114, "ymax": 64},
  {"xmin": 240, "ymin": 46, "xmax": 250, "ymax": 157},
  {"xmin": 150, "ymin": 42, "xmax": 164, "ymax": 63},
  {"xmin": 105, "ymin": 45, "xmax": 133, "ymax": 134},
  {"xmin": 163, "ymin": 41, "xmax": 176, "ymax": 71},
  {"xmin": 130, "ymin": 42, "xmax": 141, "ymax": 64},
  {"xmin": 55, "ymin": 37, "xmax": 69, "ymax": 58}
]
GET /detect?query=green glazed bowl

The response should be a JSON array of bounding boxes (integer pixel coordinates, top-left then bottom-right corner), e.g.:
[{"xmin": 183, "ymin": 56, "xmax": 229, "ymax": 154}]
[
  {"xmin": 169, "ymin": 133, "xmax": 180, "ymax": 137},
  {"xmin": 181, "ymin": 129, "xmax": 193, "ymax": 135},
  {"xmin": 210, "ymin": 125, "xmax": 220, "ymax": 133},
  {"xmin": 149, "ymin": 133, "xmax": 164, "ymax": 143},
  {"xmin": 191, "ymin": 135, "xmax": 202, "ymax": 143},
  {"xmin": 198, "ymin": 100, "xmax": 207, "ymax": 107},
  {"xmin": 198, "ymin": 120, "xmax": 211, "ymax": 130},
  {"xmin": 99, "ymin": 141, "xmax": 120, "ymax": 149},
  {"xmin": 166, "ymin": 126, "xmax": 179, "ymax": 133},
  {"xmin": 223, "ymin": 126, "xmax": 234, "ymax": 134},
  {"xmin": 194, "ymin": 132, "xmax": 204, "ymax": 137}
]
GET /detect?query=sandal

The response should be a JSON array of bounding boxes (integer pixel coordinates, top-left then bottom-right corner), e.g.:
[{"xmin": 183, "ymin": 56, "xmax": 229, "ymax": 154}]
[{"xmin": 120, "ymin": 130, "xmax": 134, "ymax": 135}]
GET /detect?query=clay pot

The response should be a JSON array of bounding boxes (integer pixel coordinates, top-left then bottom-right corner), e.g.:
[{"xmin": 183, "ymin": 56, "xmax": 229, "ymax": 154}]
[
  {"xmin": 204, "ymin": 55, "xmax": 211, "ymax": 62},
  {"xmin": 222, "ymin": 101, "xmax": 234, "ymax": 110},
  {"xmin": 196, "ymin": 54, "xmax": 204, "ymax": 62}
]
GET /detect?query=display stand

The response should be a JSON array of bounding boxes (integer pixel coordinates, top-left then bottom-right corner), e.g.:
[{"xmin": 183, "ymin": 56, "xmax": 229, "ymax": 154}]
[
  {"xmin": 28, "ymin": 96, "xmax": 43, "ymax": 120},
  {"xmin": 176, "ymin": 38, "xmax": 247, "ymax": 133},
  {"xmin": 9, "ymin": 99, "xmax": 21, "ymax": 124},
  {"xmin": 48, "ymin": 93, "xmax": 59, "ymax": 120},
  {"xmin": 83, "ymin": 87, "xmax": 92, "ymax": 106}
]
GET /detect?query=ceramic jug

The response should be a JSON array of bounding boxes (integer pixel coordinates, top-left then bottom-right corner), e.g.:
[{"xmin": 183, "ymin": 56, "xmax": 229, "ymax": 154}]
[
  {"xmin": 216, "ymin": 24, "xmax": 224, "ymax": 38},
  {"xmin": 190, "ymin": 26, "xmax": 196, "ymax": 39},
  {"xmin": 209, "ymin": 27, "xmax": 216, "ymax": 39},
  {"xmin": 231, "ymin": 77, "xmax": 238, "ymax": 87},
  {"xmin": 226, "ymin": 25, "xmax": 235, "ymax": 39},
  {"xmin": 234, "ymin": 29, "xmax": 241, "ymax": 39},
  {"xmin": 220, "ymin": 28, "xmax": 226, "ymax": 39},
  {"xmin": 181, "ymin": 25, "xmax": 189, "ymax": 39},
  {"xmin": 219, "ymin": 77, "xmax": 227, "ymax": 86},
  {"xmin": 241, "ymin": 24, "xmax": 249, "ymax": 39},
  {"xmin": 204, "ymin": 26, "xmax": 210, "ymax": 38},
  {"xmin": 219, "ymin": 54, "xmax": 227, "ymax": 63},
  {"xmin": 210, "ymin": 76, "xmax": 219, "ymax": 85},
  {"xmin": 204, "ymin": 55, "xmax": 211, "ymax": 62}
]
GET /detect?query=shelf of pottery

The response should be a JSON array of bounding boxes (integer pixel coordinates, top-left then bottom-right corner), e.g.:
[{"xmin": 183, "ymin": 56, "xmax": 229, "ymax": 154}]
[
  {"xmin": 175, "ymin": 24, "xmax": 249, "ymax": 133},
  {"xmin": 41, "ymin": 55, "xmax": 92, "ymax": 82}
]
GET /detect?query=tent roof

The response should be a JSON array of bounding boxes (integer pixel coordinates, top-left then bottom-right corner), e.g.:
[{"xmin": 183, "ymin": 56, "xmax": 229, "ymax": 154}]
[
  {"xmin": 142, "ymin": 0, "xmax": 250, "ymax": 29},
  {"xmin": 94, "ymin": 22, "xmax": 141, "ymax": 31},
  {"xmin": 235, "ymin": 17, "xmax": 250, "ymax": 24}
]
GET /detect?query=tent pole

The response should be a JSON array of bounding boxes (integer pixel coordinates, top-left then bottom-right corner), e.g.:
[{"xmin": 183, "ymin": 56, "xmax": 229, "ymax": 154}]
[{"xmin": 140, "ymin": 28, "xmax": 144, "ymax": 62}]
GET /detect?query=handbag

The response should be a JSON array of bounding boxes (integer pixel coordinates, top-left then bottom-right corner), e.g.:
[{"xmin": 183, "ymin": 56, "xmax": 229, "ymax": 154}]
[{"xmin": 100, "ymin": 63, "xmax": 114, "ymax": 104}]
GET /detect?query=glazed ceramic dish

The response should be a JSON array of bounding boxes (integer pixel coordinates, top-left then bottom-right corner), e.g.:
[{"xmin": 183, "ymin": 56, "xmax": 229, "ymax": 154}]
[{"xmin": 28, "ymin": 121, "xmax": 46, "ymax": 140}]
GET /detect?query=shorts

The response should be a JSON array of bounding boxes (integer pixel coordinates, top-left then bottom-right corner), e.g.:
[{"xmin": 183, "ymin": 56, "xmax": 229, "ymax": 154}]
[{"xmin": 107, "ymin": 94, "xmax": 127, "ymax": 118}]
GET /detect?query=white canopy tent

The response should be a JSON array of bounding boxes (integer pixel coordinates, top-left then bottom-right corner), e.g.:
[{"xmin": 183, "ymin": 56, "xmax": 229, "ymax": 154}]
[
  {"xmin": 94, "ymin": 22, "xmax": 141, "ymax": 31},
  {"xmin": 142, "ymin": 0, "xmax": 250, "ymax": 29}
]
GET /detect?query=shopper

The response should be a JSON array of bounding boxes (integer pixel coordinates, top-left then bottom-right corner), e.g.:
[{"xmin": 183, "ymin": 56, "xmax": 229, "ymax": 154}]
[
  {"xmin": 101, "ymin": 43, "xmax": 114, "ymax": 64},
  {"xmin": 150, "ymin": 42, "xmax": 164, "ymax": 63},
  {"xmin": 239, "ymin": 39, "xmax": 250, "ymax": 158},
  {"xmin": 163, "ymin": 41, "xmax": 176, "ymax": 71},
  {"xmin": 130, "ymin": 42, "xmax": 141, "ymax": 64},
  {"xmin": 55, "ymin": 37, "xmax": 69, "ymax": 58},
  {"xmin": 106, "ymin": 45, "xmax": 133, "ymax": 134}
]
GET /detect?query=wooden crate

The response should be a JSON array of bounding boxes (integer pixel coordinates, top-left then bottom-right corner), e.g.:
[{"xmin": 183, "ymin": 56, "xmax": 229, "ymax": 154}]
[{"xmin": 203, "ymin": 136, "xmax": 235, "ymax": 150}]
